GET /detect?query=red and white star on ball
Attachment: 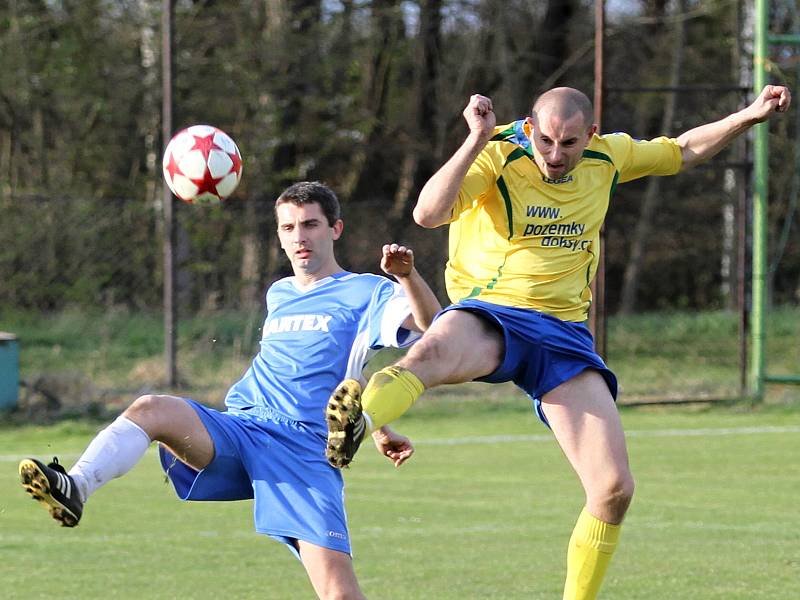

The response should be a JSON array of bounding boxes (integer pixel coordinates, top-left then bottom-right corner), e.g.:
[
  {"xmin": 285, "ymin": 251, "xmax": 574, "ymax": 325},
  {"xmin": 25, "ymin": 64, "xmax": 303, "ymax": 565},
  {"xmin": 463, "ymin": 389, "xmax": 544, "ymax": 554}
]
[{"xmin": 165, "ymin": 132, "xmax": 242, "ymax": 198}]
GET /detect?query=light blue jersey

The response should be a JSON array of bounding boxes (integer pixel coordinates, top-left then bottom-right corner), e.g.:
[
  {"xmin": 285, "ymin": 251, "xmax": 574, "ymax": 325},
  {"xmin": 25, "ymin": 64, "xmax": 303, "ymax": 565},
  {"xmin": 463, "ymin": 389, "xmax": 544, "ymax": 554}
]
[
  {"xmin": 161, "ymin": 270, "xmax": 417, "ymax": 556},
  {"xmin": 225, "ymin": 271, "xmax": 417, "ymax": 437}
]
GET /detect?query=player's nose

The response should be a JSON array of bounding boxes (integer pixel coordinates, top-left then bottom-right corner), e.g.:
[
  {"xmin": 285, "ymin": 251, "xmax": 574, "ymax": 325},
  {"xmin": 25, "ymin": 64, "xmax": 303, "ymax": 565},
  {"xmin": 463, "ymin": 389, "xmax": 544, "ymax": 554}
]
[{"xmin": 290, "ymin": 225, "xmax": 306, "ymax": 245}]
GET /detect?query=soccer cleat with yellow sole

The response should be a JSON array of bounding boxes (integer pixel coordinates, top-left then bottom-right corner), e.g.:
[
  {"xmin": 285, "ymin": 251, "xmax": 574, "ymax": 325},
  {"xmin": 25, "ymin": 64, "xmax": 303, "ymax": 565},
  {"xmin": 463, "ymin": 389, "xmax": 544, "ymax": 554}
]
[
  {"xmin": 19, "ymin": 457, "xmax": 83, "ymax": 527},
  {"xmin": 325, "ymin": 379, "xmax": 367, "ymax": 468}
]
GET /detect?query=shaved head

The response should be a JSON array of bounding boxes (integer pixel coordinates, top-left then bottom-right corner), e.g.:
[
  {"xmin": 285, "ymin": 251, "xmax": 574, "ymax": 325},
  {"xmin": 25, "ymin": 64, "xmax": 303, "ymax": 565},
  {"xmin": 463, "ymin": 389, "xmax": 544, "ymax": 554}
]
[
  {"xmin": 526, "ymin": 87, "xmax": 597, "ymax": 179},
  {"xmin": 532, "ymin": 87, "xmax": 594, "ymax": 129}
]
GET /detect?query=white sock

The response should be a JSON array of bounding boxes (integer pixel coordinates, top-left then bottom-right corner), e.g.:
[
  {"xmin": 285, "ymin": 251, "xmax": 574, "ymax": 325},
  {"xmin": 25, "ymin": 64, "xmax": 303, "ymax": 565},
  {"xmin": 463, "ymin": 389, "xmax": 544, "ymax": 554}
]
[
  {"xmin": 68, "ymin": 416, "xmax": 151, "ymax": 503},
  {"xmin": 363, "ymin": 412, "xmax": 374, "ymax": 433}
]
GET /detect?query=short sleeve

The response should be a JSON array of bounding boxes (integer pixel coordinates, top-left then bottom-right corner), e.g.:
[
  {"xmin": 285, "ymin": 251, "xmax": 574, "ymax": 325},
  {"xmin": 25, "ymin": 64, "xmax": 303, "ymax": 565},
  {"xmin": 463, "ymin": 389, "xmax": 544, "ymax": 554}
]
[
  {"xmin": 606, "ymin": 133, "xmax": 683, "ymax": 183},
  {"xmin": 368, "ymin": 279, "xmax": 420, "ymax": 349},
  {"xmin": 449, "ymin": 147, "xmax": 500, "ymax": 223}
]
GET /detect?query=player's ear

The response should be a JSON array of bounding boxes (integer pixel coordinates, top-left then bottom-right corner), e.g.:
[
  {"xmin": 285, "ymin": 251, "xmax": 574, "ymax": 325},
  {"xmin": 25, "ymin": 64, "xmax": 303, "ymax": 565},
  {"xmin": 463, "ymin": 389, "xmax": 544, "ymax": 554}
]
[{"xmin": 332, "ymin": 219, "xmax": 344, "ymax": 240}]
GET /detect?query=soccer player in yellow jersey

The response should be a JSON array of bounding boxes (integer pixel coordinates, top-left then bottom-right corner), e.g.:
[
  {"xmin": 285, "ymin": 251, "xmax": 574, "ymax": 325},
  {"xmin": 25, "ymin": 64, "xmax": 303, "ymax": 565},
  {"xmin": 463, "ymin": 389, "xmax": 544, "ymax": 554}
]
[{"xmin": 325, "ymin": 85, "xmax": 791, "ymax": 599}]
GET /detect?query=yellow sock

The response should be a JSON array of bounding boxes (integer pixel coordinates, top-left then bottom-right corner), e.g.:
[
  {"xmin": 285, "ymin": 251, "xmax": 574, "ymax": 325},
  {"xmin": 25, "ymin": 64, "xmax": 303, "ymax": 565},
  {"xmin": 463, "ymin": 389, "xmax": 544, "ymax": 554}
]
[
  {"xmin": 361, "ymin": 366, "xmax": 425, "ymax": 430},
  {"xmin": 563, "ymin": 508, "xmax": 621, "ymax": 600}
]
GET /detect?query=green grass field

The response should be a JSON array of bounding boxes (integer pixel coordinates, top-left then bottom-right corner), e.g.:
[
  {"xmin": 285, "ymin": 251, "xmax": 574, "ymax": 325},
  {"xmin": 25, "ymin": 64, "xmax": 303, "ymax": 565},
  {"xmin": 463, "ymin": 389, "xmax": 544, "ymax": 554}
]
[{"xmin": 2, "ymin": 399, "xmax": 799, "ymax": 599}]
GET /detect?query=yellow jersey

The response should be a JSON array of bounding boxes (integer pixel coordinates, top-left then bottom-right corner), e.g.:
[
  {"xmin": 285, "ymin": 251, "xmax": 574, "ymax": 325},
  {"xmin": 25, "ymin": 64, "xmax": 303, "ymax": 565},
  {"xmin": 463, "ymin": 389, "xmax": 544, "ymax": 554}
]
[{"xmin": 446, "ymin": 120, "xmax": 682, "ymax": 321}]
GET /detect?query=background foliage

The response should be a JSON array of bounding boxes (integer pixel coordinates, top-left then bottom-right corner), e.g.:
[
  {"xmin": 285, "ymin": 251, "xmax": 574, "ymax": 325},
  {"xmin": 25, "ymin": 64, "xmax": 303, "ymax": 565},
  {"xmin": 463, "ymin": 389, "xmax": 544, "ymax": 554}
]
[
  {"xmin": 2, "ymin": 0, "xmax": 798, "ymax": 313},
  {"xmin": 1, "ymin": 1, "xmax": 799, "ymax": 408}
]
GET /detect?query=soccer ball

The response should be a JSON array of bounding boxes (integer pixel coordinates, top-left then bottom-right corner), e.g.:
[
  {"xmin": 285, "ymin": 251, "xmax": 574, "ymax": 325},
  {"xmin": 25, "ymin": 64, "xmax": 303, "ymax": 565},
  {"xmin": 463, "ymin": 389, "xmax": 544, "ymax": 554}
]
[{"xmin": 162, "ymin": 125, "xmax": 243, "ymax": 204}]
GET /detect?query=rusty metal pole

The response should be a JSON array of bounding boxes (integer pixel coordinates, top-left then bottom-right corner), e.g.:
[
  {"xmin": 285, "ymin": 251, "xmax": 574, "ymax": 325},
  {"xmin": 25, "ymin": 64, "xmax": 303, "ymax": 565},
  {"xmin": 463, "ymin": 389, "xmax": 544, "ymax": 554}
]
[{"xmin": 162, "ymin": 0, "xmax": 177, "ymax": 386}]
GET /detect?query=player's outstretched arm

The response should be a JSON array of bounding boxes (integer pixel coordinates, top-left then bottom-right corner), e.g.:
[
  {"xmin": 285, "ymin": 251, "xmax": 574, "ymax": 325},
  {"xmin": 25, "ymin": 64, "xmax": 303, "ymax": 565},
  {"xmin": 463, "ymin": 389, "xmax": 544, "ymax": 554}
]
[
  {"xmin": 371, "ymin": 426, "xmax": 414, "ymax": 467},
  {"xmin": 381, "ymin": 243, "xmax": 441, "ymax": 332},
  {"xmin": 414, "ymin": 94, "xmax": 496, "ymax": 228},
  {"xmin": 677, "ymin": 84, "xmax": 791, "ymax": 171}
]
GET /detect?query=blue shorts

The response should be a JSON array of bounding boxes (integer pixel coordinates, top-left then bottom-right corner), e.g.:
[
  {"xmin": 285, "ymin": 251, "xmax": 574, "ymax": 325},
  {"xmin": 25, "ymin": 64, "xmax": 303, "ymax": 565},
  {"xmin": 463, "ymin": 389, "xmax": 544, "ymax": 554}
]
[
  {"xmin": 159, "ymin": 400, "xmax": 350, "ymax": 557},
  {"xmin": 439, "ymin": 299, "xmax": 617, "ymax": 425}
]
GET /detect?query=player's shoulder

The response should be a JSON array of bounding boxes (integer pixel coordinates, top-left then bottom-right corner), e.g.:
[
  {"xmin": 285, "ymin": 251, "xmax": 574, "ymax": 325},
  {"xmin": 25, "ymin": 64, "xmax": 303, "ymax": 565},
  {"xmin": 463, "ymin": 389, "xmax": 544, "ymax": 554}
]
[
  {"xmin": 266, "ymin": 275, "xmax": 295, "ymax": 296},
  {"xmin": 334, "ymin": 271, "xmax": 384, "ymax": 285},
  {"xmin": 596, "ymin": 131, "xmax": 679, "ymax": 152},
  {"xmin": 329, "ymin": 273, "xmax": 401, "ymax": 316},
  {"xmin": 580, "ymin": 132, "xmax": 641, "ymax": 168},
  {"xmin": 490, "ymin": 120, "xmax": 527, "ymax": 143},
  {"xmin": 331, "ymin": 271, "xmax": 396, "ymax": 296},
  {"xmin": 595, "ymin": 131, "xmax": 680, "ymax": 161},
  {"xmin": 487, "ymin": 120, "xmax": 533, "ymax": 159},
  {"xmin": 592, "ymin": 131, "xmax": 633, "ymax": 153},
  {"xmin": 264, "ymin": 275, "xmax": 297, "ymax": 310}
]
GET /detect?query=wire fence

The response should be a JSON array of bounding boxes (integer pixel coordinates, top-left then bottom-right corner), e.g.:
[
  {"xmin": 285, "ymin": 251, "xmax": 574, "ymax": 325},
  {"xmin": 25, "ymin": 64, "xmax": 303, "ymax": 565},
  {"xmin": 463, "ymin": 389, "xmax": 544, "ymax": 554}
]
[{"xmin": 6, "ymin": 184, "xmax": 798, "ymax": 421}]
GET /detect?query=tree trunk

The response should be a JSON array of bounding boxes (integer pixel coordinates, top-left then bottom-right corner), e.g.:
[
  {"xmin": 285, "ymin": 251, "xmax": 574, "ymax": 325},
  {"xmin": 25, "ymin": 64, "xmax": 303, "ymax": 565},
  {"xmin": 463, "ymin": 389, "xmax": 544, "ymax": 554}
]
[
  {"xmin": 618, "ymin": 0, "xmax": 687, "ymax": 315},
  {"xmin": 137, "ymin": 0, "xmax": 160, "ymax": 212},
  {"xmin": 536, "ymin": 0, "xmax": 576, "ymax": 89},
  {"xmin": 263, "ymin": 0, "xmax": 322, "ymax": 285},
  {"xmin": 388, "ymin": 0, "xmax": 442, "ymax": 235},
  {"xmin": 340, "ymin": 0, "xmax": 403, "ymax": 200}
]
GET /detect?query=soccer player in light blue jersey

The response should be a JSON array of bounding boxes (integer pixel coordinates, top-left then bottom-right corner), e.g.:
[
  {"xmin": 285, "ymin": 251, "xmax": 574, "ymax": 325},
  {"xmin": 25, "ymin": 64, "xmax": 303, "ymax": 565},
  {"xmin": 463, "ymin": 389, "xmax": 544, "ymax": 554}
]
[{"xmin": 19, "ymin": 181, "xmax": 441, "ymax": 599}]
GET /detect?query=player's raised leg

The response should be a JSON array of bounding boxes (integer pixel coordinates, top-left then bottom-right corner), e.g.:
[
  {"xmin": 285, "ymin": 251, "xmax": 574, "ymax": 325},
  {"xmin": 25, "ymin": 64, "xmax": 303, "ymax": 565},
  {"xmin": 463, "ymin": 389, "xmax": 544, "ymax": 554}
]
[
  {"xmin": 298, "ymin": 541, "xmax": 366, "ymax": 600},
  {"xmin": 19, "ymin": 394, "xmax": 213, "ymax": 526},
  {"xmin": 326, "ymin": 309, "xmax": 503, "ymax": 468},
  {"xmin": 539, "ymin": 369, "xmax": 634, "ymax": 600}
]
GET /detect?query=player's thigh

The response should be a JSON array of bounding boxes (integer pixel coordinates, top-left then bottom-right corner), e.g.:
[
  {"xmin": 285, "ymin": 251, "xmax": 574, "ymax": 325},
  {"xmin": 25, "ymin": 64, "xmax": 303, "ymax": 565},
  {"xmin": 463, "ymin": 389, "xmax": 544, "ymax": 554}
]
[
  {"xmin": 297, "ymin": 540, "xmax": 365, "ymax": 600},
  {"xmin": 539, "ymin": 369, "xmax": 631, "ymax": 491},
  {"xmin": 400, "ymin": 309, "xmax": 503, "ymax": 385},
  {"xmin": 124, "ymin": 394, "xmax": 214, "ymax": 469}
]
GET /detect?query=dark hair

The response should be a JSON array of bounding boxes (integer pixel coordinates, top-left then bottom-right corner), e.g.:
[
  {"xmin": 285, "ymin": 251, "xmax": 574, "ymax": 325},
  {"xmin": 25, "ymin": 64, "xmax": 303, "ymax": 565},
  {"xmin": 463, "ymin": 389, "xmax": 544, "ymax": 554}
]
[{"xmin": 275, "ymin": 181, "xmax": 341, "ymax": 226}]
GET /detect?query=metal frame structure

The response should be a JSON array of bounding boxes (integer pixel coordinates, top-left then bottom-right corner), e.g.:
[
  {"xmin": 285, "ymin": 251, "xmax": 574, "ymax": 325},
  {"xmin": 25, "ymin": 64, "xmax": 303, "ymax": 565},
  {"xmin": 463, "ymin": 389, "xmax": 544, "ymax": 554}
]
[
  {"xmin": 750, "ymin": 0, "xmax": 800, "ymax": 397},
  {"xmin": 592, "ymin": 1, "xmax": 749, "ymax": 399},
  {"xmin": 593, "ymin": 0, "xmax": 799, "ymax": 401}
]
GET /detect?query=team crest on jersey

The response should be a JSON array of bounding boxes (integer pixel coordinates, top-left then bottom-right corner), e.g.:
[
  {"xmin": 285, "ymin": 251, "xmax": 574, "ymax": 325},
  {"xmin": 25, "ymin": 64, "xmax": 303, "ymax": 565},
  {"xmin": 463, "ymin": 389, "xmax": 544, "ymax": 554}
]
[{"xmin": 263, "ymin": 314, "xmax": 332, "ymax": 337}]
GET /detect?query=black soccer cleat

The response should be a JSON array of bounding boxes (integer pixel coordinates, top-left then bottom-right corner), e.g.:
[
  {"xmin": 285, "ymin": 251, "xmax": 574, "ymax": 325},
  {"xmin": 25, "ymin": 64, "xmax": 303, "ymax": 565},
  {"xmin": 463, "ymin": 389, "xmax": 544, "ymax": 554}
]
[
  {"xmin": 19, "ymin": 457, "xmax": 83, "ymax": 527},
  {"xmin": 325, "ymin": 379, "xmax": 367, "ymax": 469}
]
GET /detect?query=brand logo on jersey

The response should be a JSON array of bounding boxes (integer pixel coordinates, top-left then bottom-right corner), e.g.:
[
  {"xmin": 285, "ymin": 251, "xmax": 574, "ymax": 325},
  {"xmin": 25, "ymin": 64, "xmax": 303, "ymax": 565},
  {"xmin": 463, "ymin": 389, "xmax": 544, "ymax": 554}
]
[
  {"xmin": 263, "ymin": 314, "xmax": 332, "ymax": 337},
  {"xmin": 542, "ymin": 174, "xmax": 573, "ymax": 184}
]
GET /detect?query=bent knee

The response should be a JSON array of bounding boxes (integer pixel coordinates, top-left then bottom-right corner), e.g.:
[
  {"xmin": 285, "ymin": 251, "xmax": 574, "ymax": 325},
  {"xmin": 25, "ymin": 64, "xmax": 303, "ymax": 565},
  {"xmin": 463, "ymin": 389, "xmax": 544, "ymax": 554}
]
[
  {"xmin": 613, "ymin": 474, "xmax": 635, "ymax": 508},
  {"xmin": 591, "ymin": 474, "xmax": 635, "ymax": 522},
  {"xmin": 123, "ymin": 394, "xmax": 181, "ymax": 435},
  {"xmin": 125, "ymin": 394, "xmax": 172, "ymax": 416}
]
